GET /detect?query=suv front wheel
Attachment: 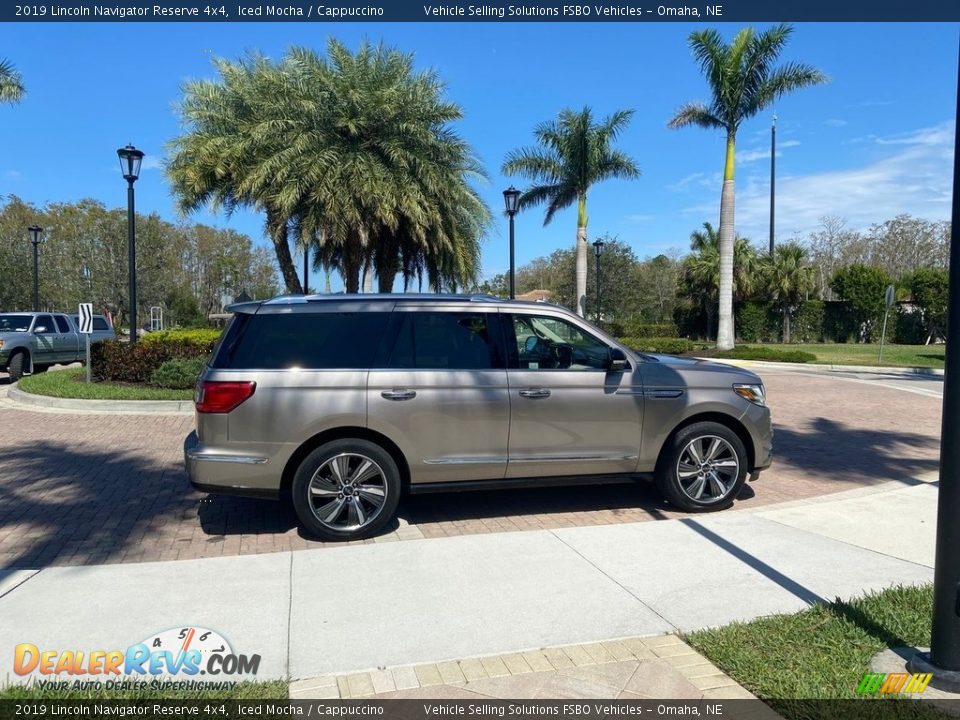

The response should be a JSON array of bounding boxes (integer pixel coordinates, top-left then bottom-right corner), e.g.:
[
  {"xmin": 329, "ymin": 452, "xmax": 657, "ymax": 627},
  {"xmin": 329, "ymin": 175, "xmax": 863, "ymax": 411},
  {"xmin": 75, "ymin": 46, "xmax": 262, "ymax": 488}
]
[
  {"xmin": 655, "ymin": 421, "xmax": 748, "ymax": 512},
  {"xmin": 291, "ymin": 439, "xmax": 401, "ymax": 541}
]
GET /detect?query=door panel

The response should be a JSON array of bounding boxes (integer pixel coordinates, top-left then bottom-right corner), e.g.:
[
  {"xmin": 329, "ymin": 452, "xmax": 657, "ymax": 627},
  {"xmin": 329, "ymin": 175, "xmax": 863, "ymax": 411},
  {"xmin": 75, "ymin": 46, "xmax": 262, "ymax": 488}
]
[
  {"xmin": 367, "ymin": 310, "xmax": 509, "ymax": 484},
  {"xmin": 52, "ymin": 315, "xmax": 78, "ymax": 361},
  {"xmin": 505, "ymin": 312, "xmax": 644, "ymax": 479},
  {"xmin": 31, "ymin": 315, "xmax": 57, "ymax": 365}
]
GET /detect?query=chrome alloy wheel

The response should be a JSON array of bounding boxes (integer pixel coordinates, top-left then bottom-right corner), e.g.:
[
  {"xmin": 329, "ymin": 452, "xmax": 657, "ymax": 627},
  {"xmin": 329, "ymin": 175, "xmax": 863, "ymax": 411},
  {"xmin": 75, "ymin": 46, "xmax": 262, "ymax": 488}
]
[
  {"xmin": 308, "ymin": 453, "xmax": 388, "ymax": 531},
  {"xmin": 675, "ymin": 435, "xmax": 740, "ymax": 503}
]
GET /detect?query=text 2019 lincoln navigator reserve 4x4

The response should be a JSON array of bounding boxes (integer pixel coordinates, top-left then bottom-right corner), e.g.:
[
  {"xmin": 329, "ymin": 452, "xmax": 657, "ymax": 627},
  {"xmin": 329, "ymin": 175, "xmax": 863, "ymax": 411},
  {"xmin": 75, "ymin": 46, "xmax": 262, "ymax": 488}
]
[{"xmin": 184, "ymin": 294, "xmax": 772, "ymax": 541}]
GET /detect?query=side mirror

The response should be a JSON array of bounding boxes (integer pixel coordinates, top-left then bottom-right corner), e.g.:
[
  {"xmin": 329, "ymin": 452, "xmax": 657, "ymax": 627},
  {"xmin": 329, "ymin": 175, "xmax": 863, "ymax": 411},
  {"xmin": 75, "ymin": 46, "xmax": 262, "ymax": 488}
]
[{"xmin": 608, "ymin": 347, "xmax": 629, "ymax": 372}]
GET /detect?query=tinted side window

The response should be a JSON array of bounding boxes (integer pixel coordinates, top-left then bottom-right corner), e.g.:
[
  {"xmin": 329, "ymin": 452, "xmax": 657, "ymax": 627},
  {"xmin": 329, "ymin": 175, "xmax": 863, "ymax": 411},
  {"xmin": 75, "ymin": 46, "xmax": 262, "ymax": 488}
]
[
  {"xmin": 93, "ymin": 318, "xmax": 109, "ymax": 331},
  {"xmin": 221, "ymin": 312, "xmax": 390, "ymax": 370},
  {"xmin": 387, "ymin": 312, "xmax": 500, "ymax": 370},
  {"xmin": 34, "ymin": 315, "xmax": 55, "ymax": 334},
  {"xmin": 54, "ymin": 316, "xmax": 71, "ymax": 333}
]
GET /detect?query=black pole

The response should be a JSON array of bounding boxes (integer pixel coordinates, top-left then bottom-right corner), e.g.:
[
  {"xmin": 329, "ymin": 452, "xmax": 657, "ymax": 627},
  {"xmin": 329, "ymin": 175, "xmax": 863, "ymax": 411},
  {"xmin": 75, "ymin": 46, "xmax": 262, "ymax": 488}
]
[
  {"xmin": 32, "ymin": 240, "xmax": 39, "ymax": 311},
  {"xmin": 304, "ymin": 245, "xmax": 309, "ymax": 295},
  {"xmin": 769, "ymin": 116, "xmax": 776, "ymax": 255},
  {"xmin": 927, "ymin": 47, "xmax": 960, "ymax": 673},
  {"xmin": 127, "ymin": 181, "xmax": 137, "ymax": 345},
  {"xmin": 509, "ymin": 214, "xmax": 516, "ymax": 300},
  {"xmin": 596, "ymin": 252, "xmax": 602, "ymax": 324}
]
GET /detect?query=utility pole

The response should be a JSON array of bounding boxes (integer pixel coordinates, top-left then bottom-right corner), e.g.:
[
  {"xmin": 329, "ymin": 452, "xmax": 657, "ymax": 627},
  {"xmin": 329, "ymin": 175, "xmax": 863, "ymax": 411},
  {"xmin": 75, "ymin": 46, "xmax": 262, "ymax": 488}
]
[{"xmin": 769, "ymin": 114, "xmax": 776, "ymax": 255}]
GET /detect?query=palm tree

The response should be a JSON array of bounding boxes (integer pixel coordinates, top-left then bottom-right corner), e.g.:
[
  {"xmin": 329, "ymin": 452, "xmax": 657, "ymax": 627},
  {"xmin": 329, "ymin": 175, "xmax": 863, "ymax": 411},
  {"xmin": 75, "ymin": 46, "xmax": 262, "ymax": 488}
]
[
  {"xmin": 760, "ymin": 241, "xmax": 814, "ymax": 343},
  {"xmin": 0, "ymin": 59, "xmax": 24, "ymax": 103},
  {"xmin": 682, "ymin": 222, "xmax": 758, "ymax": 339},
  {"xmin": 668, "ymin": 24, "xmax": 827, "ymax": 349},
  {"xmin": 503, "ymin": 107, "xmax": 640, "ymax": 317},
  {"xmin": 168, "ymin": 54, "xmax": 304, "ymax": 293}
]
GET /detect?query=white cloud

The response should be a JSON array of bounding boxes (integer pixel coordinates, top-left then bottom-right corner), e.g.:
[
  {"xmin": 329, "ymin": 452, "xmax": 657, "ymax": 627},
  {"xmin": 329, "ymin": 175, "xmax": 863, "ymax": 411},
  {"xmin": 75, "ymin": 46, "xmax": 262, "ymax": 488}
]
[
  {"xmin": 140, "ymin": 156, "xmax": 162, "ymax": 171},
  {"xmin": 666, "ymin": 171, "xmax": 721, "ymax": 192},
  {"xmin": 737, "ymin": 139, "xmax": 801, "ymax": 164},
  {"xmin": 733, "ymin": 121, "xmax": 954, "ymax": 239},
  {"xmin": 824, "ymin": 118, "xmax": 848, "ymax": 127},
  {"xmin": 4, "ymin": 170, "xmax": 20, "ymax": 179},
  {"xmin": 625, "ymin": 214, "xmax": 655, "ymax": 223}
]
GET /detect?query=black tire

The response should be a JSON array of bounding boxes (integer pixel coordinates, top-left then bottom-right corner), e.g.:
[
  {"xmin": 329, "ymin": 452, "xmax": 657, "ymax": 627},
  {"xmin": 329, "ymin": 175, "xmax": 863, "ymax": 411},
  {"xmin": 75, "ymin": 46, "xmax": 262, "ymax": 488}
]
[
  {"xmin": 291, "ymin": 439, "xmax": 401, "ymax": 541},
  {"xmin": 655, "ymin": 421, "xmax": 748, "ymax": 512},
  {"xmin": 7, "ymin": 351, "xmax": 26, "ymax": 382}
]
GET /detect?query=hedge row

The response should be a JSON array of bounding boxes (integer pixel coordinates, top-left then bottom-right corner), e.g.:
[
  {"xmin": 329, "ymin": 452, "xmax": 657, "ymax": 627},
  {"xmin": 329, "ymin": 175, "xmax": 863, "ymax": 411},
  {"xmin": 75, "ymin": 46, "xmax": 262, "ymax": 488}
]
[
  {"xmin": 92, "ymin": 329, "xmax": 219, "ymax": 383},
  {"xmin": 603, "ymin": 321, "xmax": 677, "ymax": 338},
  {"xmin": 618, "ymin": 336, "xmax": 694, "ymax": 355},
  {"xmin": 714, "ymin": 346, "xmax": 816, "ymax": 363}
]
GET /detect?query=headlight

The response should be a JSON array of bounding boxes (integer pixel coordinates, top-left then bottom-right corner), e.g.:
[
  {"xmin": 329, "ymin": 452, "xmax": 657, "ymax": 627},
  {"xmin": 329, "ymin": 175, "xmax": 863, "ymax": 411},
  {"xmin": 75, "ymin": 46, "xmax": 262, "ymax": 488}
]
[{"xmin": 733, "ymin": 383, "xmax": 765, "ymax": 406}]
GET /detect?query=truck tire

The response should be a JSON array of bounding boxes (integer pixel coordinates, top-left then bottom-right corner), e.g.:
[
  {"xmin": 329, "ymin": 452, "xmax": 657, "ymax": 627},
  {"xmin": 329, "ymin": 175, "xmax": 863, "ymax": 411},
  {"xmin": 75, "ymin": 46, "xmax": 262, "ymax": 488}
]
[{"xmin": 7, "ymin": 351, "xmax": 26, "ymax": 382}]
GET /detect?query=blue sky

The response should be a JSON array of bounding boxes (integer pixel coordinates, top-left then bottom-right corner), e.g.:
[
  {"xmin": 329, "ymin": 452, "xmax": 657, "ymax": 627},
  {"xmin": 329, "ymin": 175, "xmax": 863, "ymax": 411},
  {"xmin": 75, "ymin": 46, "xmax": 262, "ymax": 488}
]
[{"xmin": 1, "ymin": 22, "xmax": 957, "ymax": 290}]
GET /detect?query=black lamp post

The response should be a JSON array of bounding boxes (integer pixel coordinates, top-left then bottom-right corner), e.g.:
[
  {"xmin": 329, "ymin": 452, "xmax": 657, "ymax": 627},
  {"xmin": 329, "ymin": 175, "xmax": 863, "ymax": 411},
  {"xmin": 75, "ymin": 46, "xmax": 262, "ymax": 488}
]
[
  {"xmin": 593, "ymin": 238, "xmax": 605, "ymax": 324},
  {"xmin": 503, "ymin": 186, "xmax": 521, "ymax": 300},
  {"xmin": 117, "ymin": 144, "xmax": 144, "ymax": 344},
  {"xmin": 769, "ymin": 113, "xmax": 777, "ymax": 255},
  {"xmin": 28, "ymin": 225, "xmax": 43, "ymax": 311}
]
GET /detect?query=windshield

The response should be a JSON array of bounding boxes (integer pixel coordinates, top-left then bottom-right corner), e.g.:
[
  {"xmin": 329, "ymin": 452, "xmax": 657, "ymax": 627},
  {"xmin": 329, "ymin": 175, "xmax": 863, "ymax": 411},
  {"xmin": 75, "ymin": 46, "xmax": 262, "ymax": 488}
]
[{"xmin": 0, "ymin": 315, "xmax": 33, "ymax": 333}]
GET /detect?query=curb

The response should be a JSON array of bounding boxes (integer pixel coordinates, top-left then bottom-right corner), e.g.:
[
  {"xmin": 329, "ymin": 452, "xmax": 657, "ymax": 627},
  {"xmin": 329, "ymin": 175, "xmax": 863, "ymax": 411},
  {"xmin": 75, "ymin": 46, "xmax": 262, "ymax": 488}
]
[
  {"xmin": 697, "ymin": 358, "xmax": 944, "ymax": 377},
  {"xmin": 7, "ymin": 385, "xmax": 194, "ymax": 414}
]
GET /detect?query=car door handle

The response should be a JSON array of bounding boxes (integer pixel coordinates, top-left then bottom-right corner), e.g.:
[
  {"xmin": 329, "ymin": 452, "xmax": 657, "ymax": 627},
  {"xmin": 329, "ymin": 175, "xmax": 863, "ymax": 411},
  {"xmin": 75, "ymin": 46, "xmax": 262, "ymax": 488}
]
[
  {"xmin": 381, "ymin": 389, "xmax": 417, "ymax": 401},
  {"xmin": 519, "ymin": 388, "xmax": 551, "ymax": 399}
]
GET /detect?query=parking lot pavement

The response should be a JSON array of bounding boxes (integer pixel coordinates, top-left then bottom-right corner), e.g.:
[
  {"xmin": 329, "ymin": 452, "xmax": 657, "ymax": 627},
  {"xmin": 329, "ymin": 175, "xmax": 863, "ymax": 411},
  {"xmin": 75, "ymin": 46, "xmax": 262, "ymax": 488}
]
[{"xmin": 0, "ymin": 369, "xmax": 942, "ymax": 569}]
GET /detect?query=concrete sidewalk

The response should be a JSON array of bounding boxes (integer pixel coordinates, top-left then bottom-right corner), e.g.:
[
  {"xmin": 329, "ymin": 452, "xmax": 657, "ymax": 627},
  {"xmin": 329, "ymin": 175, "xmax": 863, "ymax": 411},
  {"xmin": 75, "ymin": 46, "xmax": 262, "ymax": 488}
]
[{"xmin": 0, "ymin": 476, "xmax": 937, "ymax": 696}]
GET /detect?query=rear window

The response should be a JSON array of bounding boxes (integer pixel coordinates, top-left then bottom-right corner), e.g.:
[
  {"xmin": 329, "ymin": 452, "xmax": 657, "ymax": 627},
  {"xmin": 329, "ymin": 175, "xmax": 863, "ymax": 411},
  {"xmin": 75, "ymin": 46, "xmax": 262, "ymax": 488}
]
[
  {"xmin": 93, "ymin": 318, "xmax": 109, "ymax": 331},
  {"xmin": 54, "ymin": 316, "xmax": 71, "ymax": 333},
  {"xmin": 213, "ymin": 312, "xmax": 390, "ymax": 370}
]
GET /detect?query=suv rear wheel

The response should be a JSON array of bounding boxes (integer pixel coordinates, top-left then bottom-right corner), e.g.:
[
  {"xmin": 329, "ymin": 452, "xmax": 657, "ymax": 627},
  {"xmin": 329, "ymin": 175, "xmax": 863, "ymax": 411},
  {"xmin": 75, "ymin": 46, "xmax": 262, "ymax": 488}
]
[
  {"xmin": 655, "ymin": 421, "xmax": 748, "ymax": 512},
  {"xmin": 291, "ymin": 439, "xmax": 401, "ymax": 541}
]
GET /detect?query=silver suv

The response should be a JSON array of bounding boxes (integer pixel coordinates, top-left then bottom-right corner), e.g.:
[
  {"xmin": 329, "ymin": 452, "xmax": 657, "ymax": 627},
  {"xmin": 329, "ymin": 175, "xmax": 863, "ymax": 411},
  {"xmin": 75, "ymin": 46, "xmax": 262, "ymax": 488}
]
[{"xmin": 184, "ymin": 295, "xmax": 772, "ymax": 541}]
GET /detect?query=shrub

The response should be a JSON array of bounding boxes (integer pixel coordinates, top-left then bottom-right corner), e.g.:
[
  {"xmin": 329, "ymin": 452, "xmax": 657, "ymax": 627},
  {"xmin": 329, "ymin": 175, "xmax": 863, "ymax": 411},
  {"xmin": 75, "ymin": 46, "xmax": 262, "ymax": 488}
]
[
  {"xmin": 91, "ymin": 333, "xmax": 218, "ymax": 384},
  {"xmin": 736, "ymin": 302, "xmax": 777, "ymax": 343},
  {"xmin": 893, "ymin": 307, "xmax": 926, "ymax": 345},
  {"xmin": 831, "ymin": 264, "xmax": 891, "ymax": 341},
  {"xmin": 141, "ymin": 328, "xmax": 222, "ymax": 348},
  {"xmin": 618, "ymin": 336, "xmax": 694, "ymax": 355},
  {"xmin": 714, "ymin": 346, "xmax": 816, "ymax": 363},
  {"xmin": 792, "ymin": 300, "xmax": 825, "ymax": 343},
  {"xmin": 823, "ymin": 301, "xmax": 859, "ymax": 343},
  {"xmin": 149, "ymin": 357, "xmax": 207, "ymax": 389}
]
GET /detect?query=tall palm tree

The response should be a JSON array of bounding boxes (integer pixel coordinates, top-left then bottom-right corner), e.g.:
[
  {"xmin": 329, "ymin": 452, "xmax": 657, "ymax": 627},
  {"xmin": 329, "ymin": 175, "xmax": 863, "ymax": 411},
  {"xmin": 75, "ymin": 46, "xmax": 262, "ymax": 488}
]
[
  {"xmin": 668, "ymin": 24, "xmax": 826, "ymax": 349},
  {"xmin": 168, "ymin": 54, "xmax": 304, "ymax": 293},
  {"xmin": 0, "ymin": 59, "xmax": 24, "ymax": 104},
  {"xmin": 760, "ymin": 241, "xmax": 814, "ymax": 343},
  {"xmin": 503, "ymin": 107, "xmax": 640, "ymax": 317}
]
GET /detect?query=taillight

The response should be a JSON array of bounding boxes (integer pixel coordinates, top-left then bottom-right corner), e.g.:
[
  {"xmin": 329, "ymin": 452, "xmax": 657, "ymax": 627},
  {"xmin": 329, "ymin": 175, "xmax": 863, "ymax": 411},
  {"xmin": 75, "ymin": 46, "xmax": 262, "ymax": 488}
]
[{"xmin": 195, "ymin": 380, "xmax": 256, "ymax": 414}]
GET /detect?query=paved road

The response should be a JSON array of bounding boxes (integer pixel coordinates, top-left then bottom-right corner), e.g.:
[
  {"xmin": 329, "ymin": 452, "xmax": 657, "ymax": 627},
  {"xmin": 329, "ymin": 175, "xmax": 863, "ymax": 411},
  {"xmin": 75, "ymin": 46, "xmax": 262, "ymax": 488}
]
[{"xmin": 0, "ymin": 367, "xmax": 942, "ymax": 569}]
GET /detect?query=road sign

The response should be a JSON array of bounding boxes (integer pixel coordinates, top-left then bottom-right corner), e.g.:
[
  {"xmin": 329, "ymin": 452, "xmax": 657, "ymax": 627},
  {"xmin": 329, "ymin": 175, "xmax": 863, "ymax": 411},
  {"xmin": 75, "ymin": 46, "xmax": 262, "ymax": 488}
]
[
  {"xmin": 885, "ymin": 284, "xmax": 896, "ymax": 308},
  {"xmin": 78, "ymin": 303, "xmax": 93, "ymax": 334}
]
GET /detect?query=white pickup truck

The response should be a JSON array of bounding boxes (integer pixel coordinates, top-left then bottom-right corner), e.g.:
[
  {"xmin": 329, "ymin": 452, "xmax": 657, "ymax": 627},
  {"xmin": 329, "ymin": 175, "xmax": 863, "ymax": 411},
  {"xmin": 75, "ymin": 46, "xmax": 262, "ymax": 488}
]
[{"xmin": 0, "ymin": 311, "xmax": 115, "ymax": 381}]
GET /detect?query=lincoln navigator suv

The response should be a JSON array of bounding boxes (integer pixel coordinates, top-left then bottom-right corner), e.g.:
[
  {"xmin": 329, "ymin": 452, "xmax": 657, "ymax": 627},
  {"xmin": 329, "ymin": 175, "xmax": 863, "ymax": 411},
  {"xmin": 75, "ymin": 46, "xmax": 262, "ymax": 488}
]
[{"xmin": 184, "ymin": 294, "xmax": 773, "ymax": 541}]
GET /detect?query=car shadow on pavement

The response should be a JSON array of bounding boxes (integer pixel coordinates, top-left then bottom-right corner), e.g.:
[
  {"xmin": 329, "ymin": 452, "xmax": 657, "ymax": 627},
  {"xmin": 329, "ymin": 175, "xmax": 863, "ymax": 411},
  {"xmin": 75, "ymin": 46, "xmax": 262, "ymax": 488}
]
[
  {"xmin": 0, "ymin": 440, "xmax": 202, "ymax": 570},
  {"xmin": 772, "ymin": 416, "xmax": 939, "ymax": 488}
]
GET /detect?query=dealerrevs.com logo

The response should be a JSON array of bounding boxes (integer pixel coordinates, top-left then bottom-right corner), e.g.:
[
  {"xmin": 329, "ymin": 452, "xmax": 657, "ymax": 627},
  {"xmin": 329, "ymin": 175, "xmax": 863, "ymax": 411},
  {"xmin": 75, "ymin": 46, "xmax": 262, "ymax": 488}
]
[{"xmin": 13, "ymin": 626, "xmax": 261, "ymax": 691}]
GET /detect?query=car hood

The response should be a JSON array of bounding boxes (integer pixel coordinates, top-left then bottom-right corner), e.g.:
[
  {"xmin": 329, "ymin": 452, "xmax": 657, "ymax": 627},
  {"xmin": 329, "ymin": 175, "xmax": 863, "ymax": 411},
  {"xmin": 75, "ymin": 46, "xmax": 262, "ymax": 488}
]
[{"xmin": 636, "ymin": 352, "xmax": 763, "ymax": 384}]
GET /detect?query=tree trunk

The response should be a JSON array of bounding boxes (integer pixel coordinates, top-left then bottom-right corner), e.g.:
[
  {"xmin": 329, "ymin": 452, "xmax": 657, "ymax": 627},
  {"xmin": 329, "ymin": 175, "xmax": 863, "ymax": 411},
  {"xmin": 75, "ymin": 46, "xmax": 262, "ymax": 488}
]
[
  {"xmin": 266, "ymin": 207, "xmax": 302, "ymax": 294},
  {"xmin": 705, "ymin": 304, "xmax": 715, "ymax": 341},
  {"xmin": 575, "ymin": 194, "xmax": 588, "ymax": 317},
  {"xmin": 783, "ymin": 301, "xmax": 791, "ymax": 344},
  {"xmin": 341, "ymin": 236, "xmax": 362, "ymax": 293},
  {"xmin": 716, "ymin": 134, "xmax": 737, "ymax": 351},
  {"xmin": 362, "ymin": 263, "xmax": 374, "ymax": 293}
]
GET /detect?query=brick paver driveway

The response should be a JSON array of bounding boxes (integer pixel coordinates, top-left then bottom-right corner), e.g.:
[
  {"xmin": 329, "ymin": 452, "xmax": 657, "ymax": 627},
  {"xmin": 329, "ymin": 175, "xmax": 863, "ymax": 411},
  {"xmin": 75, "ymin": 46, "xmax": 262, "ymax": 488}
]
[{"xmin": 0, "ymin": 370, "xmax": 941, "ymax": 569}]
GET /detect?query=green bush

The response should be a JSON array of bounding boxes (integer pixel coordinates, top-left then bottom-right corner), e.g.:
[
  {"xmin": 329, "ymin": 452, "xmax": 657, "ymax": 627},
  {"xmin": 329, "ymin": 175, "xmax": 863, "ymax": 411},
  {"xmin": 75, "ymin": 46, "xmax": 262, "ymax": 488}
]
[
  {"xmin": 792, "ymin": 300, "xmax": 825, "ymax": 343},
  {"xmin": 619, "ymin": 336, "xmax": 694, "ymax": 354},
  {"xmin": 736, "ymin": 302, "xmax": 777, "ymax": 343},
  {"xmin": 149, "ymin": 357, "xmax": 207, "ymax": 389},
  {"xmin": 714, "ymin": 346, "xmax": 816, "ymax": 363},
  {"xmin": 893, "ymin": 307, "xmax": 926, "ymax": 344},
  {"xmin": 91, "ymin": 333, "xmax": 218, "ymax": 384},
  {"xmin": 141, "ymin": 328, "xmax": 222, "ymax": 347},
  {"xmin": 823, "ymin": 301, "xmax": 859, "ymax": 343}
]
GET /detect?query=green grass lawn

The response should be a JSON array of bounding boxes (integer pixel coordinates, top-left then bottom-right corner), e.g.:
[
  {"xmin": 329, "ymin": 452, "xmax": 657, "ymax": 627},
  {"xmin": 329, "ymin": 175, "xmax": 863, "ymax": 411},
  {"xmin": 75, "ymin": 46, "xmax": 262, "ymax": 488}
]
[
  {"xmin": 686, "ymin": 584, "xmax": 941, "ymax": 717},
  {"xmin": 0, "ymin": 679, "xmax": 287, "ymax": 700},
  {"xmin": 17, "ymin": 369, "xmax": 194, "ymax": 401},
  {"xmin": 766, "ymin": 343, "xmax": 945, "ymax": 369}
]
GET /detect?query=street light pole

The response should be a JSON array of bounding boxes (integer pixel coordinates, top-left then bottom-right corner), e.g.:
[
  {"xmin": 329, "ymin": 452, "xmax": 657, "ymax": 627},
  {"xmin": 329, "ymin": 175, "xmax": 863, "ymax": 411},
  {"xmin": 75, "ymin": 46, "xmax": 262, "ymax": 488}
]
[
  {"xmin": 117, "ymin": 145, "xmax": 144, "ymax": 345},
  {"xmin": 907, "ymin": 41, "xmax": 960, "ymax": 690},
  {"xmin": 593, "ymin": 238, "xmax": 605, "ymax": 324},
  {"xmin": 769, "ymin": 114, "xmax": 776, "ymax": 256},
  {"xmin": 28, "ymin": 225, "xmax": 43, "ymax": 311},
  {"xmin": 503, "ymin": 187, "xmax": 521, "ymax": 300}
]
